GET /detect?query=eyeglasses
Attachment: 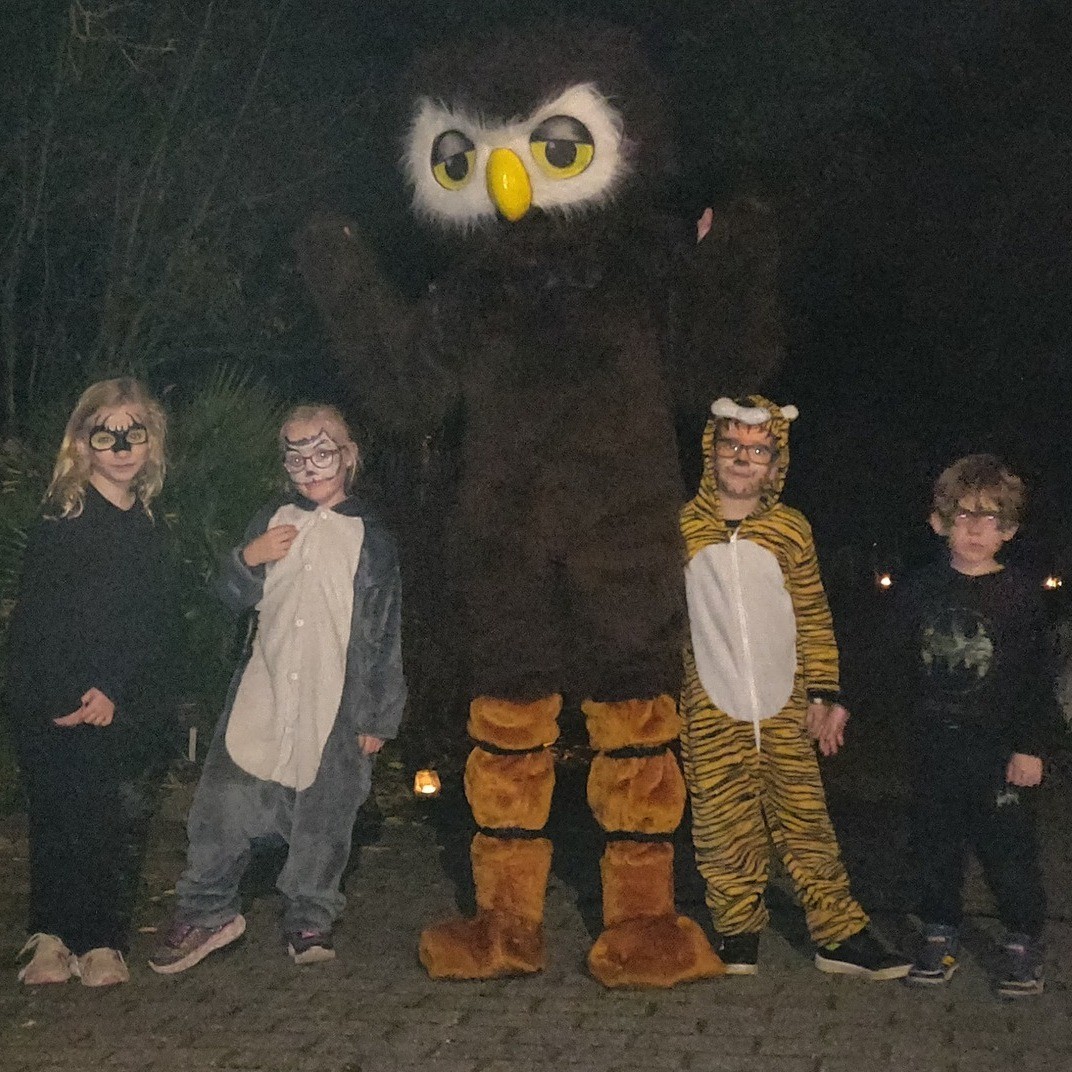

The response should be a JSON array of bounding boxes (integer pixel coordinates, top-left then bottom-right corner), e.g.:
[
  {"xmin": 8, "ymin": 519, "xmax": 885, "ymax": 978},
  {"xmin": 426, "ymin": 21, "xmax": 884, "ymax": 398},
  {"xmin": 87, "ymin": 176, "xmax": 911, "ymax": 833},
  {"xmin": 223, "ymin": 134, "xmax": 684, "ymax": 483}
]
[
  {"xmin": 714, "ymin": 438, "xmax": 777, "ymax": 465},
  {"xmin": 283, "ymin": 446, "xmax": 341, "ymax": 473},
  {"xmin": 88, "ymin": 423, "xmax": 149, "ymax": 453},
  {"xmin": 952, "ymin": 510, "xmax": 1002, "ymax": 527}
]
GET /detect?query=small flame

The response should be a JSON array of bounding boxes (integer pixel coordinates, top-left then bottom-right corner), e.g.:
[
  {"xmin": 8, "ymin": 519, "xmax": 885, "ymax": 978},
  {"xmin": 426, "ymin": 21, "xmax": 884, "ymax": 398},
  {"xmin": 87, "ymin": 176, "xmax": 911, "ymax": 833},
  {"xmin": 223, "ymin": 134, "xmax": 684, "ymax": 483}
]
[
  {"xmin": 1043, "ymin": 575, "xmax": 1063, "ymax": 590},
  {"xmin": 413, "ymin": 769, "xmax": 442, "ymax": 798},
  {"xmin": 876, "ymin": 572, "xmax": 893, "ymax": 590}
]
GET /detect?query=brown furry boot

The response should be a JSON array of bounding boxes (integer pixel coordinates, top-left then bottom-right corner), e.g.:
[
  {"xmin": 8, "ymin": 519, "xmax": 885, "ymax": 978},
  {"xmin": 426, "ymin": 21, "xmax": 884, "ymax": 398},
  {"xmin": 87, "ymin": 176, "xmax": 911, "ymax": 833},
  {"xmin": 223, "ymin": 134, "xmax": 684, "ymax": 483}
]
[
  {"xmin": 587, "ymin": 839, "xmax": 723, "ymax": 987},
  {"xmin": 419, "ymin": 834, "xmax": 552, "ymax": 978},
  {"xmin": 583, "ymin": 696, "xmax": 723, "ymax": 988},
  {"xmin": 419, "ymin": 695, "xmax": 559, "ymax": 980}
]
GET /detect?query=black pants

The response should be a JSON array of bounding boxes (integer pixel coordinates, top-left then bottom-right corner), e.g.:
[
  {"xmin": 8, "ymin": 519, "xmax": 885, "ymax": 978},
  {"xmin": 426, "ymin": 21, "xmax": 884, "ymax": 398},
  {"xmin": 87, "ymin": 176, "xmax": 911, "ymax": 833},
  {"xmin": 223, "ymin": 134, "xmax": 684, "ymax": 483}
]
[
  {"xmin": 913, "ymin": 727, "xmax": 1046, "ymax": 938},
  {"xmin": 18, "ymin": 729, "xmax": 158, "ymax": 955}
]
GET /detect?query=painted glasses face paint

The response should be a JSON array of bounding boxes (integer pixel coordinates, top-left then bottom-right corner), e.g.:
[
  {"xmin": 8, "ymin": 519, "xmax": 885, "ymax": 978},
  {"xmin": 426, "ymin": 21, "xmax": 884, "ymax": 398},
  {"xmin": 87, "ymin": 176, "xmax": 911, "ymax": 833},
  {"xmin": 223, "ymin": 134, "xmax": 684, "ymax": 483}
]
[
  {"xmin": 282, "ymin": 432, "xmax": 343, "ymax": 484},
  {"xmin": 88, "ymin": 422, "xmax": 149, "ymax": 453}
]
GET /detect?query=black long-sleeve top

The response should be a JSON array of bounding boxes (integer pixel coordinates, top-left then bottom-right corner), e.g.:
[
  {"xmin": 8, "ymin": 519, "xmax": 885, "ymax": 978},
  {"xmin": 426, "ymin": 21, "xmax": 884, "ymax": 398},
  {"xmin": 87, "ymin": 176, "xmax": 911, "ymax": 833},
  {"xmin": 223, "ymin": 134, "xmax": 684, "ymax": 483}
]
[
  {"xmin": 894, "ymin": 559, "xmax": 1057, "ymax": 758},
  {"xmin": 5, "ymin": 484, "xmax": 180, "ymax": 772}
]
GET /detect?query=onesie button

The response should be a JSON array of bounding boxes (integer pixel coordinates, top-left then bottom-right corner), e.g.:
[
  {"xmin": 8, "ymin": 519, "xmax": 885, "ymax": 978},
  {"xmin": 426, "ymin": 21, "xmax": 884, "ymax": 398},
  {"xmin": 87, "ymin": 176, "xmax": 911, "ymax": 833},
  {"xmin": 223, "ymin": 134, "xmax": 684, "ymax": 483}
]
[
  {"xmin": 289, "ymin": 672, "xmax": 299, "ymax": 681},
  {"xmin": 304, "ymin": 563, "xmax": 313, "ymax": 572},
  {"xmin": 295, "ymin": 618, "xmax": 304, "ymax": 627},
  {"xmin": 319, "ymin": 511, "xmax": 330, "ymax": 520}
]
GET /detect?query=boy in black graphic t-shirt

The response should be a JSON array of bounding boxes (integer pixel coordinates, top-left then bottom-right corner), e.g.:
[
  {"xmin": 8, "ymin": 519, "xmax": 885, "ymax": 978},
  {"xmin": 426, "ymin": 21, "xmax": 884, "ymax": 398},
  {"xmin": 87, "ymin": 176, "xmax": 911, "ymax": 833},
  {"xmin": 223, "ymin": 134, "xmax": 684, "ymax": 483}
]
[{"xmin": 894, "ymin": 455, "xmax": 1055, "ymax": 997}]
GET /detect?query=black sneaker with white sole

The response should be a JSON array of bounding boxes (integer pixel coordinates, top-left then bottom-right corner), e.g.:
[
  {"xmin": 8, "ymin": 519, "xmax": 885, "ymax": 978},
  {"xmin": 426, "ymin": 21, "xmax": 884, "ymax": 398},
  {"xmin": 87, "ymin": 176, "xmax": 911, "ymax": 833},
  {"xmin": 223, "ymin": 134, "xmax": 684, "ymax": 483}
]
[
  {"xmin": 717, "ymin": 932, "xmax": 760, "ymax": 975},
  {"xmin": 815, "ymin": 928, "xmax": 911, "ymax": 980}
]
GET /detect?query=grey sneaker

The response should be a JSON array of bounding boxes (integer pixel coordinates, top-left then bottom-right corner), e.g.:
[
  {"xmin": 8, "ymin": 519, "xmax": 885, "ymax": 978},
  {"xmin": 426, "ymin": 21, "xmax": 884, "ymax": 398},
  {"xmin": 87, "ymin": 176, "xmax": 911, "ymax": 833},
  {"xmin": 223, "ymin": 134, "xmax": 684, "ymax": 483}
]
[
  {"xmin": 286, "ymin": 929, "xmax": 335, "ymax": 965},
  {"xmin": 906, "ymin": 924, "xmax": 959, "ymax": 987},
  {"xmin": 148, "ymin": 915, "xmax": 245, "ymax": 975},
  {"xmin": 995, "ymin": 933, "xmax": 1044, "ymax": 998}
]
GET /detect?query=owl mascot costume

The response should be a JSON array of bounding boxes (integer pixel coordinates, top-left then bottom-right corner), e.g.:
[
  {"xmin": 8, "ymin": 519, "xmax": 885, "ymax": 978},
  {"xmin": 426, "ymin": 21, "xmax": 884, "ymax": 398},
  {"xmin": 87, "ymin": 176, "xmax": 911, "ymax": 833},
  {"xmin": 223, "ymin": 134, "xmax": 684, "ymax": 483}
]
[{"xmin": 297, "ymin": 22, "xmax": 780, "ymax": 988}]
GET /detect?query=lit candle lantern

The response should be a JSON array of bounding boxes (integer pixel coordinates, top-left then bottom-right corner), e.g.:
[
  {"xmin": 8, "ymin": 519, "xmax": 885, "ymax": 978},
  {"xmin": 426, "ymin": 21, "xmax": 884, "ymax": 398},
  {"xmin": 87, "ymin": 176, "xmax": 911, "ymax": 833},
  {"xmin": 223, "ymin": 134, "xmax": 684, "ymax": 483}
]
[
  {"xmin": 1043, "ymin": 575, "xmax": 1063, "ymax": 590},
  {"xmin": 413, "ymin": 769, "xmax": 442, "ymax": 797}
]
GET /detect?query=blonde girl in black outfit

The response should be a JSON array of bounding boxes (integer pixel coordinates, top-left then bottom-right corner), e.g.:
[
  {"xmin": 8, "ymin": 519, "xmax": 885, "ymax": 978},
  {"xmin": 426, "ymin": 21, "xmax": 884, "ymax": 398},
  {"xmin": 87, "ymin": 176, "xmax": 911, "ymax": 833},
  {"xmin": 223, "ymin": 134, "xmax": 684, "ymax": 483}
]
[{"xmin": 7, "ymin": 378, "xmax": 178, "ymax": 987}]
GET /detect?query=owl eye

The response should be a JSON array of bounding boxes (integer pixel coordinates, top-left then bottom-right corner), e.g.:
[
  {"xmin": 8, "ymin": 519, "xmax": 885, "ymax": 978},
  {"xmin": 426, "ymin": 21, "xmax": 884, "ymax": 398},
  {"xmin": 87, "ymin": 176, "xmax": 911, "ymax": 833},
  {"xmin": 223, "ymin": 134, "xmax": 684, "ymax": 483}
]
[
  {"xmin": 529, "ymin": 115, "xmax": 595, "ymax": 179},
  {"xmin": 431, "ymin": 130, "xmax": 477, "ymax": 190}
]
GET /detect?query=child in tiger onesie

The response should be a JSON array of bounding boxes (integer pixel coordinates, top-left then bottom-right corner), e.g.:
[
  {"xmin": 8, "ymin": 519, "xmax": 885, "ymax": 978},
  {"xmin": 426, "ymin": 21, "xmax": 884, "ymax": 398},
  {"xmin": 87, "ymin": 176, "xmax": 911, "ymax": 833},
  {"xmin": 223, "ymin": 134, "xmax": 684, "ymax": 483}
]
[{"xmin": 680, "ymin": 395, "xmax": 910, "ymax": 978}]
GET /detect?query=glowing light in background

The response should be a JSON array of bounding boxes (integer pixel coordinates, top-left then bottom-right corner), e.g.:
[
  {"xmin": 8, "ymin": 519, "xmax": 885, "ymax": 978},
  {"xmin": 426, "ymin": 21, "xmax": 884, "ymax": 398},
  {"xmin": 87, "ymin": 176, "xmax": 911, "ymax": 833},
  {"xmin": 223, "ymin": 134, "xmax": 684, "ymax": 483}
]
[{"xmin": 413, "ymin": 769, "xmax": 442, "ymax": 797}]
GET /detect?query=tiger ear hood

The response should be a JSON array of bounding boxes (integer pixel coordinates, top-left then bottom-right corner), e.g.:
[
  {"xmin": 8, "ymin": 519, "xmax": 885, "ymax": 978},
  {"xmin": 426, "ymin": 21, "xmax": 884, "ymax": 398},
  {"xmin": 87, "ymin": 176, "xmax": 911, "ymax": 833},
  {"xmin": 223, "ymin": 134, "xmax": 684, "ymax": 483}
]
[{"xmin": 700, "ymin": 395, "xmax": 798, "ymax": 510}]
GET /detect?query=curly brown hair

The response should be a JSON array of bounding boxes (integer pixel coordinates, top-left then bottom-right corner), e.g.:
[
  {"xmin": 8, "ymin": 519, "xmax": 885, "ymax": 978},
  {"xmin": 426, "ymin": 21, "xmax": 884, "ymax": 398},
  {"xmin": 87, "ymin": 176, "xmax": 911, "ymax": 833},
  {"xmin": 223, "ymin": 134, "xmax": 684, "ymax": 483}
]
[{"xmin": 932, "ymin": 454, "xmax": 1024, "ymax": 531}]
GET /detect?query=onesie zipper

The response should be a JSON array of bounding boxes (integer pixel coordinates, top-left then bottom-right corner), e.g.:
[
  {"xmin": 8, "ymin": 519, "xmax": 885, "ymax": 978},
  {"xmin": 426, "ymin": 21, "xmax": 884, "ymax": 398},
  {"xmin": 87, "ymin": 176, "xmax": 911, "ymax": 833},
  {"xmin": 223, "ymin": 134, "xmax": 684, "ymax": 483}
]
[{"xmin": 728, "ymin": 528, "xmax": 763, "ymax": 751}]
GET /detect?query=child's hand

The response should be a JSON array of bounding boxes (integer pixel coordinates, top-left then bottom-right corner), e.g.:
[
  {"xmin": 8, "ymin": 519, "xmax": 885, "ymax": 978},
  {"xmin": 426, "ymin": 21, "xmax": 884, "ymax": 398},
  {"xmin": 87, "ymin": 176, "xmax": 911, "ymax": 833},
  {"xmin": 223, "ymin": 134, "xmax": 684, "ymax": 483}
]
[
  {"xmin": 358, "ymin": 734, "xmax": 385, "ymax": 756},
  {"xmin": 1006, "ymin": 752, "xmax": 1043, "ymax": 787},
  {"xmin": 818, "ymin": 704, "xmax": 849, "ymax": 756},
  {"xmin": 806, "ymin": 701, "xmax": 849, "ymax": 757},
  {"xmin": 242, "ymin": 525, "xmax": 298, "ymax": 567},
  {"xmin": 53, "ymin": 687, "xmax": 115, "ymax": 728}
]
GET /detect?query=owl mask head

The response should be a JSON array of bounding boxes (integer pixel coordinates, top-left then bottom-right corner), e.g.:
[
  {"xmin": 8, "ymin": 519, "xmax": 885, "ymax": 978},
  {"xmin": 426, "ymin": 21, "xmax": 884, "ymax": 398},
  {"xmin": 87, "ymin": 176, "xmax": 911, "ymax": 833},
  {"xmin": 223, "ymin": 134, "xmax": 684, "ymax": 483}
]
[{"xmin": 399, "ymin": 22, "xmax": 675, "ymax": 253}]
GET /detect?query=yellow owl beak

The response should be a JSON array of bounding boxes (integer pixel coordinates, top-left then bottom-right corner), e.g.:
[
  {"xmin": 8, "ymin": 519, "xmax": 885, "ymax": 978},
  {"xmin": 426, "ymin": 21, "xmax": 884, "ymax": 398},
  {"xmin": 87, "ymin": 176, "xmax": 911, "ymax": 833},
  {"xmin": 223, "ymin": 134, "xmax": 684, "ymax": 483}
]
[{"xmin": 486, "ymin": 148, "xmax": 532, "ymax": 222}]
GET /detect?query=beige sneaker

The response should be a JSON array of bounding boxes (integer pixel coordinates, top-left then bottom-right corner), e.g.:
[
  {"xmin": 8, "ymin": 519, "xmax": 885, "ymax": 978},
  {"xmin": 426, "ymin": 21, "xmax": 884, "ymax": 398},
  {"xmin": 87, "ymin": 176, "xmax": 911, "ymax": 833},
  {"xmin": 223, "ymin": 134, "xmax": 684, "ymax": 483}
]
[
  {"xmin": 75, "ymin": 947, "xmax": 129, "ymax": 987},
  {"xmin": 17, "ymin": 933, "xmax": 76, "ymax": 985}
]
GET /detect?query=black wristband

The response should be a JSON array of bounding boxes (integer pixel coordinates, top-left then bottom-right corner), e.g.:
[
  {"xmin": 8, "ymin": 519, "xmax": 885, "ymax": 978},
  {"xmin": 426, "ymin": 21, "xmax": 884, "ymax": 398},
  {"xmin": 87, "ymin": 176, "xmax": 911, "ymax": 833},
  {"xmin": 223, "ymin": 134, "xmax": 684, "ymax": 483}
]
[{"xmin": 807, "ymin": 691, "xmax": 841, "ymax": 706}]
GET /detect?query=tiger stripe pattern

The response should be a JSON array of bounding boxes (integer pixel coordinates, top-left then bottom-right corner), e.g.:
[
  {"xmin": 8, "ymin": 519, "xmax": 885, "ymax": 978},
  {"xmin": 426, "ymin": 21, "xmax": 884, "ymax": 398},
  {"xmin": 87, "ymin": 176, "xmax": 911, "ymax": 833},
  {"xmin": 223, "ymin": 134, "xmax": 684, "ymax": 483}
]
[
  {"xmin": 679, "ymin": 396, "xmax": 867, "ymax": 945},
  {"xmin": 681, "ymin": 677, "xmax": 867, "ymax": 943}
]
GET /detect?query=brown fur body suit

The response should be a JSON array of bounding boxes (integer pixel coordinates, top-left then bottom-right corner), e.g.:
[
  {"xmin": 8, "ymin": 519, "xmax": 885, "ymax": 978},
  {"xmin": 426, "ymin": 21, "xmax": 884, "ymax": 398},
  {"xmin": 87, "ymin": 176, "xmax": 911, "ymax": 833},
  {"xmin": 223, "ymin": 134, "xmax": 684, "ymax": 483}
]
[
  {"xmin": 445, "ymin": 260, "xmax": 685, "ymax": 703},
  {"xmin": 298, "ymin": 23, "xmax": 780, "ymax": 987}
]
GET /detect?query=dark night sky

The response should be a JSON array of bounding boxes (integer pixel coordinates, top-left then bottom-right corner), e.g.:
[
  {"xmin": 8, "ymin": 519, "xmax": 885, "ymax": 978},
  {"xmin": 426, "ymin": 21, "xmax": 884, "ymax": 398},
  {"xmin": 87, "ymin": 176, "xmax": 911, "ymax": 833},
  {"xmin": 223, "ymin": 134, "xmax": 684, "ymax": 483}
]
[
  {"xmin": 4, "ymin": 0, "xmax": 1070, "ymax": 574},
  {"xmin": 343, "ymin": 0, "xmax": 1072, "ymax": 572}
]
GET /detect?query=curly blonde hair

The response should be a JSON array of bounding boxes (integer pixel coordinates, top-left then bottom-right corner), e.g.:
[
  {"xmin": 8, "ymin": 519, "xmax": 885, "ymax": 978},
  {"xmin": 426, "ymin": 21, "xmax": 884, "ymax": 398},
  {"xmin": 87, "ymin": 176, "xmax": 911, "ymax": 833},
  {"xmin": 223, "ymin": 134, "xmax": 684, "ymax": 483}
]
[
  {"xmin": 44, "ymin": 377, "xmax": 167, "ymax": 519},
  {"xmin": 279, "ymin": 403, "xmax": 362, "ymax": 492},
  {"xmin": 932, "ymin": 453, "xmax": 1024, "ymax": 531}
]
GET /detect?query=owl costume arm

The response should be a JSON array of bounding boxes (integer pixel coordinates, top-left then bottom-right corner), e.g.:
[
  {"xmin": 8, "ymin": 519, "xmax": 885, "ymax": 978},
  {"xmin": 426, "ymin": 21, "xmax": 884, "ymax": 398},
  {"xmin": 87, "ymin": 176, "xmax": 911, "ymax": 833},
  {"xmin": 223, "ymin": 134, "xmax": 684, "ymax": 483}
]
[
  {"xmin": 668, "ymin": 198, "xmax": 783, "ymax": 409},
  {"xmin": 296, "ymin": 214, "xmax": 457, "ymax": 436}
]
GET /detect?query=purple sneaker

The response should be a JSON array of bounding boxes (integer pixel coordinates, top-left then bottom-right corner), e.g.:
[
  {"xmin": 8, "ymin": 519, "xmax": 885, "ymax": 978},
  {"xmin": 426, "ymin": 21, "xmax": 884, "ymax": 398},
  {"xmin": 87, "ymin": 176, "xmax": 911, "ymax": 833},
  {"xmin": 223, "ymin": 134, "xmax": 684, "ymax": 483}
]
[{"xmin": 148, "ymin": 915, "xmax": 246, "ymax": 975}]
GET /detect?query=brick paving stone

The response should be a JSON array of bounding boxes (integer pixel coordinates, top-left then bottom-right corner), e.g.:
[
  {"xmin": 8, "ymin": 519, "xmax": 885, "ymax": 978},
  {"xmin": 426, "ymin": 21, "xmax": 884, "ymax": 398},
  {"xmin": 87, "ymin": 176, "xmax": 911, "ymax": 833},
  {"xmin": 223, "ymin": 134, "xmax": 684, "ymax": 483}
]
[
  {"xmin": 665, "ymin": 1033, "xmax": 761, "ymax": 1057},
  {"xmin": 2, "ymin": 763, "xmax": 1071, "ymax": 1072},
  {"xmin": 671, "ymin": 1057, "xmax": 817, "ymax": 1072},
  {"xmin": 459, "ymin": 1010, "xmax": 570, "ymax": 1033},
  {"xmin": 541, "ymin": 1039, "xmax": 639, "ymax": 1065},
  {"xmin": 757, "ymin": 1035, "xmax": 859, "ymax": 1060},
  {"xmin": 575, "ymin": 1012, "xmax": 703, "ymax": 1035},
  {"xmin": 603, "ymin": 1043, "xmax": 701, "ymax": 1069},
  {"xmin": 818, "ymin": 1059, "xmax": 937, "ymax": 1072},
  {"xmin": 470, "ymin": 1063, "xmax": 568, "ymax": 1072}
]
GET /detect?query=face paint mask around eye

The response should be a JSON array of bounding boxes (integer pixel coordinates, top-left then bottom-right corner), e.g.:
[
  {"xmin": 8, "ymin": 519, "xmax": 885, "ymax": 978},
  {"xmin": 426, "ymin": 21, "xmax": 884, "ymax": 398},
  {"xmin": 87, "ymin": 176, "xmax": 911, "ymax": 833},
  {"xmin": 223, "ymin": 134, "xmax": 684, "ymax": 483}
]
[
  {"xmin": 88, "ymin": 422, "xmax": 149, "ymax": 453},
  {"xmin": 282, "ymin": 434, "xmax": 343, "ymax": 486}
]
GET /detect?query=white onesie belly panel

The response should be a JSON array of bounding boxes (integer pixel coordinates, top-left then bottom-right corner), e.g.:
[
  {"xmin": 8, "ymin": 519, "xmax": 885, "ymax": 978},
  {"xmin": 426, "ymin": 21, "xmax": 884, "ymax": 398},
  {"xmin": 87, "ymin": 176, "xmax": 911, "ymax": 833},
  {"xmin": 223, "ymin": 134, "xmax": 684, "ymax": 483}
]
[
  {"xmin": 685, "ymin": 537, "xmax": 796, "ymax": 722},
  {"xmin": 226, "ymin": 504, "xmax": 365, "ymax": 790}
]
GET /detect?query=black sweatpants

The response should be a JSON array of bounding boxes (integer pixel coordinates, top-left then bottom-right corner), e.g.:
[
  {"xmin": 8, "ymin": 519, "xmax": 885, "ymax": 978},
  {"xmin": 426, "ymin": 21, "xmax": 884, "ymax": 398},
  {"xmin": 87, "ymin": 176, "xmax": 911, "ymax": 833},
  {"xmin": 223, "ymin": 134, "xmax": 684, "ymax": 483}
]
[
  {"xmin": 913, "ymin": 727, "xmax": 1046, "ymax": 938},
  {"xmin": 17, "ymin": 729, "xmax": 158, "ymax": 955}
]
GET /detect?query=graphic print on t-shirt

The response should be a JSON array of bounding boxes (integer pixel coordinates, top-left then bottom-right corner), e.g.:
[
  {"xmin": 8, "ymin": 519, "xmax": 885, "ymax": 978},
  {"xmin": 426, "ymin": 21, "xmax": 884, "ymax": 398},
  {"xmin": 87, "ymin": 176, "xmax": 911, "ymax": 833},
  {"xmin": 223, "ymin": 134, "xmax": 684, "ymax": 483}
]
[{"xmin": 920, "ymin": 606, "xmax": 994, "ymax": 696}]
